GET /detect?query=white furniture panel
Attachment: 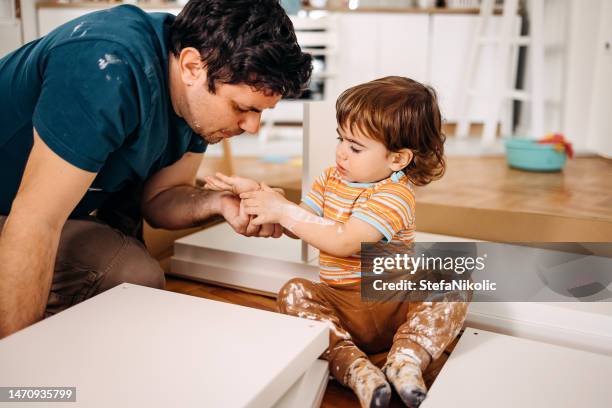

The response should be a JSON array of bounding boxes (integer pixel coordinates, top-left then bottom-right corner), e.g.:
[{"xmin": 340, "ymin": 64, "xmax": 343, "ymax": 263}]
[
  {"xmin": 0, "ymin": 284, "xmax": 329, "ymax": 408},
  {"xmin": 274, "ymin": 359, "xmax": 329, "ymax": 408},
  {"xmin": 171, "ymin": 222, "xmax": 319, "ymax": 296},
  {"xmin": 467, "ymin": 302, "xmax": 612, "ymax": 356},
  {"xmin": 422, "ymin": 328, "xmax": 612, "ymax": 408}
]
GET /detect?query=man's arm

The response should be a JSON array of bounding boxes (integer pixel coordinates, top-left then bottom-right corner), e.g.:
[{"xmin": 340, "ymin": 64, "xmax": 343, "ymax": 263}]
[
  {"xmin": 141, "ymin": 152, "xmax": 219, "ymax": 229},
  {"xmin": 0, "ymin": 130, "xmax": 96, "ymax": 338},
  {"xmin": 141, "ymin": 153, "xmax": 280, "ymax": 237}
]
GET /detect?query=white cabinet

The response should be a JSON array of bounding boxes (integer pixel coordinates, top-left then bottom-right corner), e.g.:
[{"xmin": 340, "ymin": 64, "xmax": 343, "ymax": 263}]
[
  {"xmin": 378, "ymin": 13, "xmax": 430, "ymax": 82},
  {"xmin": 333, "ymin": 12, "xmax": 515, "ymax": 124},
  {"xmin": 332, "ymin": 12, "xmax": 430, "ymax": 99},
  {"xmin": 429, "ymin": 14, "xmax": 504, "ymax": 122}
]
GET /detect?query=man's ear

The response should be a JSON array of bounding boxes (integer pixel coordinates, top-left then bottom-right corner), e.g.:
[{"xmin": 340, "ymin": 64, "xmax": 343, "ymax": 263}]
[
  {"xmin": 388, "ymin": 149, "xmax": 413, "ymax": 172},
  {"xmin": 178, "ymin": 47, "xmax": 204, "ymax": 86}
]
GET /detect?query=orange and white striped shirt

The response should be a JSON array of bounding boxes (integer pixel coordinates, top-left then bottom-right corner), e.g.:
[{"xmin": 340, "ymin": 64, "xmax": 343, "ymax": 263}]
[{"xmin": 303, "ymin": 166, "xmax": 416, "ymax": 286}]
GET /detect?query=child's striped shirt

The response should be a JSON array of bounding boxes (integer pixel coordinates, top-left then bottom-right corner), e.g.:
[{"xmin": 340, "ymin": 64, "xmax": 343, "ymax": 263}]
[{"xmin": 303, "ymin": 166, "xmax": 416, "ymax": 286}]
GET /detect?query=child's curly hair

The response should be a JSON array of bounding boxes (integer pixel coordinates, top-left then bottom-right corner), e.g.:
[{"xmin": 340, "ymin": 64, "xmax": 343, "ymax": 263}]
[{"xmin": 335, "ymin": 76, "xmax": 446, "ymax": 186}]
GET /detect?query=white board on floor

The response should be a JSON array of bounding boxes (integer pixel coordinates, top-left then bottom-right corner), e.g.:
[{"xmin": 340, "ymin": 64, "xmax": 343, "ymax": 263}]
[
  {"xmin": 274, "ymin": 359, "xmax": 329, "ymax": 408},
  {"xmin": 171, "ymin": 222, "xmax": 319, "ymax": 295},
  {"xmin": 422, "ymin": 327, "xmax": 612, "ymax": 408},
  {"xmin": 171, "ymin": 223, "xmax": 474, "ymax": 295},
  {"xmin": 0, "ymin": 284, "xmax": 328, "ymax": 408}
]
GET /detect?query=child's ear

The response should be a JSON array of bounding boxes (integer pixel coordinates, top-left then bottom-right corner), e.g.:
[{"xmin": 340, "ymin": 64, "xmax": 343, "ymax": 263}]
[{"xmin": 388, "ymin": 149, "xmax": 413, "ymax": 172}]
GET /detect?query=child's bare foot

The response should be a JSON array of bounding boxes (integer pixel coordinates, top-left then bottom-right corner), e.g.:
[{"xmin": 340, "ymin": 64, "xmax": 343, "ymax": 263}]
[
  {"xmin": 345, "ymin": 358, "xmax": 391, "ymax": 408},
  {"xmin": 383, "ymin": 354, "xmax": 427, "ymax": 408}
]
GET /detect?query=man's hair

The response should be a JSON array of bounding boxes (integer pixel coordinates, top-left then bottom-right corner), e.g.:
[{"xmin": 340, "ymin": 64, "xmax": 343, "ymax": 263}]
[
  {"xmin": 169, "ymin": 0, "xmax": 312, "ymax": 98},
  {"xmin": 336, "ymin": 76, "xmax": 446, "ymax": 186}
]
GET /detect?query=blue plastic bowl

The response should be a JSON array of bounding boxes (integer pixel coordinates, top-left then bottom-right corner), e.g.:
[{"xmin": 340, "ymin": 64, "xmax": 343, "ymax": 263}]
[{"xmin": 504, "ymin": 138, "xmax": 567, "ymax": 172}]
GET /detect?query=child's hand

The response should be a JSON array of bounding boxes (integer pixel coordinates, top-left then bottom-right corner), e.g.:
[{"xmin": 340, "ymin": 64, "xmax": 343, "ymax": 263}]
[
  {"xmin": 240, "ymin": 183, "xmax": 291, "ymax": 226},
  {"xmin": 203, "ymin": 173, "xmax": 261, "ymax": 195}
]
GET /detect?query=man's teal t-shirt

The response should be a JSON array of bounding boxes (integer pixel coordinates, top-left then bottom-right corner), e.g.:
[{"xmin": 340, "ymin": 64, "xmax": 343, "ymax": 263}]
[{"xmin": 0, "ymin": 5, "xmax": 207, "ymax": 217}]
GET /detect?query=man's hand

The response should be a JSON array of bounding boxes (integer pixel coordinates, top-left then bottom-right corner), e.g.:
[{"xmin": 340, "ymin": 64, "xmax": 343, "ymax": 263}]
[
  {"xmin": 218, "ymin": 192, "xmax": 249, "ymax": 235},
  {"xmin": 204, "ymin": 173, "xmax": 286, "ymax": 197},
  {"xmin": 218, "ymin": 192, "xmax": 282, "ymax": 238},
  {"xmin": 204, "ymin": 173, "xmax": 261, "ymax": 195}
]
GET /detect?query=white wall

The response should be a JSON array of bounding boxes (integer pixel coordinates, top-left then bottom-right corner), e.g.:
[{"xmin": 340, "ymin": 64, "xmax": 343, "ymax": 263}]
[
  {"xmin": 0, "ymin": 0, "xmax": 21, "ymax": 58},
  {"xmin": 562, "ymin": 0, "xmax": 602, "ymax": 150}
]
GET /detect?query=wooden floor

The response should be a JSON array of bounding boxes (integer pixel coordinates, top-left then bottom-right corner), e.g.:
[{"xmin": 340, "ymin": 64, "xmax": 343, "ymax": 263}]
[{"xmin": 165, "ymin": 276, "xmax": 460, "ymax": 408}]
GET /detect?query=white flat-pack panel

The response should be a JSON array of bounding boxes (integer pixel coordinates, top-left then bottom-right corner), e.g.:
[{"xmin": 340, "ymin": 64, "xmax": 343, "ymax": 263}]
[
  {"xmin": 171, "ymin": 223, "xmax": 319, "ymax": 295},
  {"xmin": 274, "ymin": 359, "xmax": 329, "ymax": 408},
  {"xmin": 0, "ymin": 284, "xmax": 328, "ymax": 408},
  {"xmin": 175, "ymin": 222, "xmax": 306, "ymax": 263},
  {"xmin": 467, "ymin": 301, "xmax": 612, "ymax": 356},
  {"xmin": 422, "ymin": 328, "xmax": 612, "ymax": 408}
]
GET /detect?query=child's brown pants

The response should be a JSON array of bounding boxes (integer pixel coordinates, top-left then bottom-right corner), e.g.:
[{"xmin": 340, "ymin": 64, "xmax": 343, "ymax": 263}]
[{"xmin": 277, "ymin": 277, "xmax": 469, "ymax": 386}]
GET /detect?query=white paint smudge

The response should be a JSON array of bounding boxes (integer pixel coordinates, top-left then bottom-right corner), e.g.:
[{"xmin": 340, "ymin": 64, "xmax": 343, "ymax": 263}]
[
  {"xmin": 283, "ymin": 204, "xmax": 334, "ymax": 231},
  {"xmin": 384, "ymin": 353, "xmax": 427, "ymax": 404},
  {"xmin": 346, "ymin": 358, "xmax": 390, "ymax": 405},
  {"xmin": 71, "ymin": 22, "xmax": 84, "ymax": 35},
  {"xmin": 97, "ymin": 54, "xmax": 122, "ymax": 70},
  {"xmin": 393, "ymin": 347, "xmax": 423, "ymax": 366}
]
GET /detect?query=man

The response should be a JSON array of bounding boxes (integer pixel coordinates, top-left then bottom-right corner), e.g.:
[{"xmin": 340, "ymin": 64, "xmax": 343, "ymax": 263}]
[{"xmin": 0, "ymin": 0, "xmax": 312, "ymax": 338}]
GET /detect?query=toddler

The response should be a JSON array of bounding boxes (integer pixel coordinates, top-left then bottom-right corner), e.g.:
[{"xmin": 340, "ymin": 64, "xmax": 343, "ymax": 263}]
[{"xmin": 204, "ymin": 76, "xmax": 469, "ymax": 408}]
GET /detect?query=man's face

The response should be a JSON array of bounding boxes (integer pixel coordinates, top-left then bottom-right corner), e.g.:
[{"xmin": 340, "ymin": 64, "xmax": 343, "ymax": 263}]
[{"xmin": 182, "ymin": 80, "xmax": 281, "ymax": 145}]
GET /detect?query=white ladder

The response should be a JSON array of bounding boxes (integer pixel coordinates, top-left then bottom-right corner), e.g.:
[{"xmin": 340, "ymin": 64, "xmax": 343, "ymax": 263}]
[{"xmin": 455, "ymin": 0, "xmax": 545, "ymax": 143}]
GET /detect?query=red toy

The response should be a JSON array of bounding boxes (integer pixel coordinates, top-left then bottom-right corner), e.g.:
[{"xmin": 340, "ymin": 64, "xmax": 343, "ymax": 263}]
[{"xmin": 537, "ymin": 133, "xmax": 574, "ymax": 159}]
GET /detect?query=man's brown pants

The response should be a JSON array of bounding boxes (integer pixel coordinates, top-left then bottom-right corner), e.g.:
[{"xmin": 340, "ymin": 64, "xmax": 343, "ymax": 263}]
[
  {"xmin": 277, "ymin": 278, "xmax": 469, "ymax": 386},
  {"xmin": 0, "ymin": 216, "xmax": 165, "ymax": 317}
]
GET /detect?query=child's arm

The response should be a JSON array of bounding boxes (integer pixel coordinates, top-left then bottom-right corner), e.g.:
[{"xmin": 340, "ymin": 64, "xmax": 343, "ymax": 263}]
[
  {"xmin": 240, "ymin": 185, "xmax": 384, "ymax": 257},
  {"xmin": 282, "ymin": 203, "xmax": 317, "ymax": 239}
]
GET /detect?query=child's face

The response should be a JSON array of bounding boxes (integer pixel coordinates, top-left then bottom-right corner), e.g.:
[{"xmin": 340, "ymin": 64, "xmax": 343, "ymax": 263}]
[{"xmin": 335, "ymin": 125, "xmax": 395, "ymax": 183}]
